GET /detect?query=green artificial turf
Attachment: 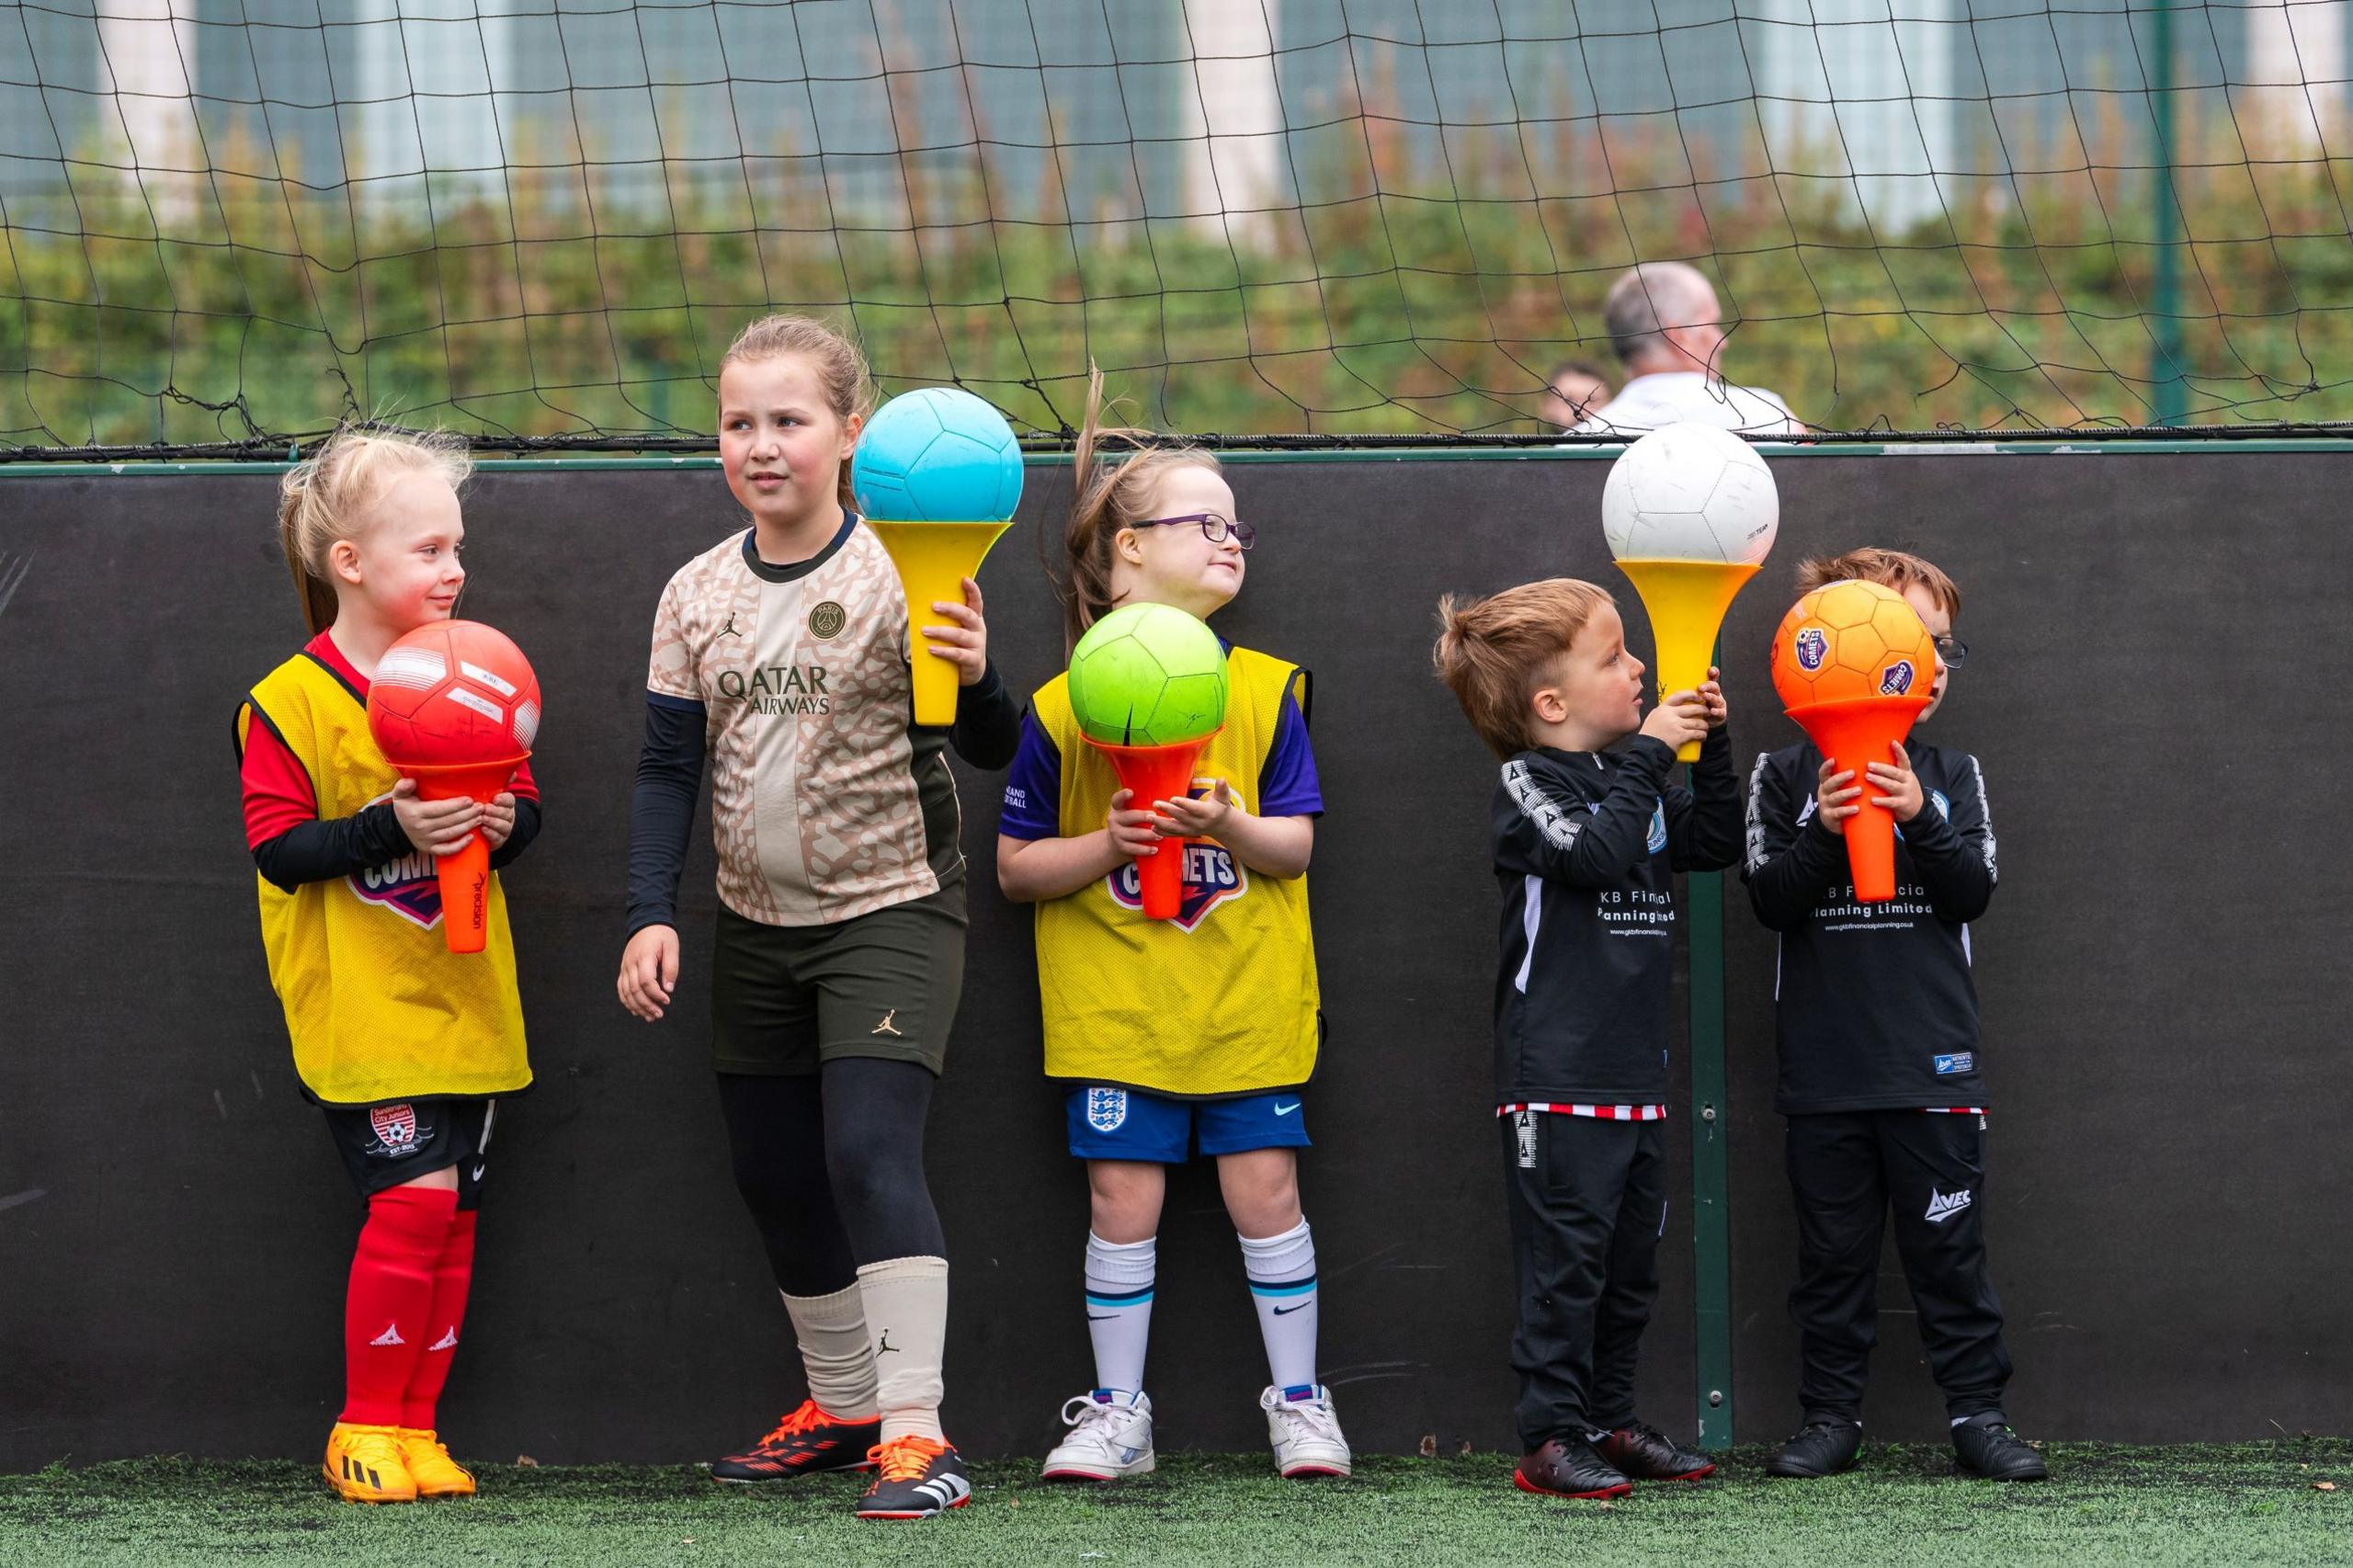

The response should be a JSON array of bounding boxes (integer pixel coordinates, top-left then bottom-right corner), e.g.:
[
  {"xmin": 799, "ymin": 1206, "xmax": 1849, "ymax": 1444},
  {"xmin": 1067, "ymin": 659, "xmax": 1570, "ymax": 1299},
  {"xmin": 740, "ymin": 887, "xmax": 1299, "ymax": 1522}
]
[{"xmin": 2, "ymin": 1443, "xmax": 2345, "ymax": 1567}]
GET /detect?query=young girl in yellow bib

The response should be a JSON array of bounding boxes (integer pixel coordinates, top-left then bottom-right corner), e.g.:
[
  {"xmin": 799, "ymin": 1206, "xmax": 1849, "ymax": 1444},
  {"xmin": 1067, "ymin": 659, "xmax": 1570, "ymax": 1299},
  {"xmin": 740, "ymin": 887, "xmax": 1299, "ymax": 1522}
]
[
  {"xmin": 996, "ymin": 372, "xmax": 1348, "ymax": 1482},
  {"xmin": 234, "ymin": 427, "xmax": 539, "ymax": 1505}
]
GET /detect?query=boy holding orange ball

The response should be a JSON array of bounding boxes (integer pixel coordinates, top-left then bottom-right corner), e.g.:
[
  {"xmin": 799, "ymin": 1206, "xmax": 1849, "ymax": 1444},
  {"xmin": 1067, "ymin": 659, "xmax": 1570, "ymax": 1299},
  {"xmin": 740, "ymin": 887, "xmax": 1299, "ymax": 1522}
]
[{"xmin": 1742, "ymin": 549, "xmax": 2043, "ymax": 1483}]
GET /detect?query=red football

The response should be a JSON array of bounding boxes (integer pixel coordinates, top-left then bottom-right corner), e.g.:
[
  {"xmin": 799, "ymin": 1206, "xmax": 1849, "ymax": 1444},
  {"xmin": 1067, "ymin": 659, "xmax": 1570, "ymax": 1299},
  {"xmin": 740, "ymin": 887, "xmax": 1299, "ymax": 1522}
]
[{"xmin": 366, "ymin": 619, "xmax": 541, "ymax": 770}]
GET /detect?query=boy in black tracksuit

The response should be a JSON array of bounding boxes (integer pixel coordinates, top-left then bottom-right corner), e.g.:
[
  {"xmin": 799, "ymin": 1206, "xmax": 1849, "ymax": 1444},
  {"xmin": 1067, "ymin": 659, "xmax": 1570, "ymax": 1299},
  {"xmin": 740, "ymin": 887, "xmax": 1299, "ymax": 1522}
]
[
  {"xmin": 1434, "ymin": 577, "xmax": 1741, "ymax": 1499},
  {"xmin": 1742, "ymin": 549, "xmax": 2044, "ymax": 1483}
]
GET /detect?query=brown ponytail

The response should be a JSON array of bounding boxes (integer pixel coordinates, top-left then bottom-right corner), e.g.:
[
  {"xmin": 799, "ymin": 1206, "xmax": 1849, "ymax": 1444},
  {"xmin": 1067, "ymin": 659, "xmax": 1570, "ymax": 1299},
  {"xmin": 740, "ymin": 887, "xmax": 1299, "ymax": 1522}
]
[{"xmin": 1053, "ymin": 363, "xmax": 1222, "ymax": 651}]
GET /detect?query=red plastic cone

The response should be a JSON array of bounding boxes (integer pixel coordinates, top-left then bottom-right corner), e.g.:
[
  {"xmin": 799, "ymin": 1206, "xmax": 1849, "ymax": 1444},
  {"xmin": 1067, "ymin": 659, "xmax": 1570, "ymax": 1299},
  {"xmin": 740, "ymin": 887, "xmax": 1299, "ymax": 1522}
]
[
  {"xmin": 401, "ymin": 760, "xmax": 521, "ymax": 953},
  {"xmin": 1786, "ymin": 696, "xmax": 1930, "ymax": 903},
  {"xmin": 1086, "ymin": 734, "xmax": 1216, "ymax": 920}
]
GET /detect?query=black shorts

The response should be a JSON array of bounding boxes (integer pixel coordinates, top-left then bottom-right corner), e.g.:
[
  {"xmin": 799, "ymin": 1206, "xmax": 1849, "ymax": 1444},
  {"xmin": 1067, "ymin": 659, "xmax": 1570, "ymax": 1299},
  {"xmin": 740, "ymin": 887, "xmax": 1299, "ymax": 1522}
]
[
  {"xmin": 322, "ymin": 1098, "xmax": 499, "ymax": 1210},
  {"xmin": 710, "ymin": 885, "xmax": 966, "ymax": 1077}
]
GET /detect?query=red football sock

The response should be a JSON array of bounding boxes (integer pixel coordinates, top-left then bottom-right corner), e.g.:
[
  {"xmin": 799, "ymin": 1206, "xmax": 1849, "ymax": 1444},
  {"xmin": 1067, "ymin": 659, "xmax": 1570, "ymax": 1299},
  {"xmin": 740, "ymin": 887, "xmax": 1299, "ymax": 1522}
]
[
  {"xmin": 400, "ymin": 1208, "xmax": 478, "ymax": 1430},
  {"xmin": 340, "ymin": 1184, "xmax": 457, "ymax": 1426}
]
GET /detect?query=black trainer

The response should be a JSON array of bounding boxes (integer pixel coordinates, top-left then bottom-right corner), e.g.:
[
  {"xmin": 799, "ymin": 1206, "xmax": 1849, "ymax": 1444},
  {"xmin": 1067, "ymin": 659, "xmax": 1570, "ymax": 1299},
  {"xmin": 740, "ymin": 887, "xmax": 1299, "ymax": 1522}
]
[
  {"xmin": 710, "ymin": 1400, "xmax": 881, "ymax": 1483},
  {"xmin": 856, "ymin": 1437, "xmax": 973, "ymax": 1519},
  {"xmin": 1597, "ymin": 1421, "xmax": 1716, "ymax": 1481},
  {"xmin": 1514, "ymin": 1437, "xmax": 1632, "ymax": 1500},
  {"xmin": 1952, "ymin": 1413, "xmax": 2048, "ymax": 1481},
  {"xmin": 1766, "ymin": 1415, "xmax": 1863, "ymax": 1478}
]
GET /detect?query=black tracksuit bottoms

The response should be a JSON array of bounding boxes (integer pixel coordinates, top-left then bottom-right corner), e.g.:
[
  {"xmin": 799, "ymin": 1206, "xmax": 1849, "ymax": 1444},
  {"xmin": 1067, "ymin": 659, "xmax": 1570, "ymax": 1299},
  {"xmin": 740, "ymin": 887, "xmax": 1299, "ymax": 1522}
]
[
  {"xmin": 1501, "ymin": 1111, "xmax": 1666, "ymax": 1450},
  {"xmin": 1786, "ymin": 1109, "xmax": 2014, "ymax": 1423}
]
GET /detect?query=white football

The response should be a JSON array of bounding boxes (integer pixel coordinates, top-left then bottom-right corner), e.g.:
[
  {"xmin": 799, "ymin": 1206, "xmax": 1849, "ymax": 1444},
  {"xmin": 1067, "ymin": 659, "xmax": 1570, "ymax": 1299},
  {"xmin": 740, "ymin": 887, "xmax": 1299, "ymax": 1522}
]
[{"xmin": 1600, "ymin": 423, "xmax": 1780, "ymax": 564}]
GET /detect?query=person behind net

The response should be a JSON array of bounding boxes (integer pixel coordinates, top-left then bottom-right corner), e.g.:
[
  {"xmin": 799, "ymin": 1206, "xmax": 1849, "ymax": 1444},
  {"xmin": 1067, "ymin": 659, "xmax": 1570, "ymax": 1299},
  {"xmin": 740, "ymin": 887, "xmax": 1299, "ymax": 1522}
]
[
  {"xmin": 1574, "ymin": 261, "xmax": 1804, "ymax": 437},
  {"xmin": 615, "ymin": 315, "xmax": 1021, "ymax": 1521},
  {"xmin": 1541, "ymin": 359, "xmax": 1613, "ymax": 433},
  {"xmin": 1432, "ymin": 579, "xmax": 1736, "ymax": 1500},
  {"xmin": 1742, "ymin": 548, "xmax": 2045, "ymax": 1483},
  {"xmin": 995, "ymin": 368, "xmax": 1351, "ymax": 1484},
  {"xmin": 235, "ymin": 426, "xmax": 543, "ymax": 1505}
]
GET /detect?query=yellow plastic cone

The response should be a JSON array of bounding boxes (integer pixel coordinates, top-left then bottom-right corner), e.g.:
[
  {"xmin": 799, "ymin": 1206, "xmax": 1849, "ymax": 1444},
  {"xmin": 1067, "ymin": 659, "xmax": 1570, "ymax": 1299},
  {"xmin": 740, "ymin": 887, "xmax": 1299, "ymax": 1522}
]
[
  {"xmin": 1614, "ymin": 558, "xmax": 1762, "ymax": 762},
  {"xmin": 866, "ymin": 518, "xmax": 1017, "ymax": 726}
]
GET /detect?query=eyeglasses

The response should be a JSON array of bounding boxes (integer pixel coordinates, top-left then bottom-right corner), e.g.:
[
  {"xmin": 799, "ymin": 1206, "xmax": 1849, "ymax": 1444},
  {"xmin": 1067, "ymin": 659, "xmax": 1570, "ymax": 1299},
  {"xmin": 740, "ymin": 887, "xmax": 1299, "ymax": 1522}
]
[
  {"xmin": 1934, "ymin": 635, "xmax": 1969, "ymax": 670},
  {"xmin": 1131, "ymin": 512, "xmax": 1256, "ymax": 551}
]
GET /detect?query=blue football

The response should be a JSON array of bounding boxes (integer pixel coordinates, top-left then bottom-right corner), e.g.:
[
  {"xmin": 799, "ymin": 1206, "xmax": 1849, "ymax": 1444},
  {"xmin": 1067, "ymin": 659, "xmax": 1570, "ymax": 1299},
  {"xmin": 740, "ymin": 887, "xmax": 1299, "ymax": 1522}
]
[{"xmin": 852, "ymin": 387, "xmax": 1024, "ymax": 522}]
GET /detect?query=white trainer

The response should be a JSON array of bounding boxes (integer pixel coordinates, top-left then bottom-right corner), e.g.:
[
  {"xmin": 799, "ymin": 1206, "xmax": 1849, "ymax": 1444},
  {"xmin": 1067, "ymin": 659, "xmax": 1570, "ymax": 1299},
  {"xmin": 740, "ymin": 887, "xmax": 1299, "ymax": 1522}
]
[
  {"xmin": 1261, "ymin": 1384, "xmax": 1353, "ymax": 1478},
  {"xmin": 1041, "ymin": 1391, "xmax": 1156, "ymax": 1482}
]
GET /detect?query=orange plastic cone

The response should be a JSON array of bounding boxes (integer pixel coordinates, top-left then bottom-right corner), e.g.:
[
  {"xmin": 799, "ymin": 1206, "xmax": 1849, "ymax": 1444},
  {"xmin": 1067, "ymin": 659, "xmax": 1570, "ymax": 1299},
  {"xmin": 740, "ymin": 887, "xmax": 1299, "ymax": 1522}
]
[
  {"xmin": 1086, "ymin": 733, "xmax": 1216, "ymax": 920},
  {"xmin": 1615, "ymin": 558, "xmax": 1762, "ymax": 762},
  {"xmin": 867, "ymin": 519, "xmax": 1017, "ymax": 726},
  {"xmin": 401, "ymin": 759, "xmax": 521, "ymax": 953},
  {"xmin": 1785, "ymin": 696, "xmax": 1931, "ymax": 903}
]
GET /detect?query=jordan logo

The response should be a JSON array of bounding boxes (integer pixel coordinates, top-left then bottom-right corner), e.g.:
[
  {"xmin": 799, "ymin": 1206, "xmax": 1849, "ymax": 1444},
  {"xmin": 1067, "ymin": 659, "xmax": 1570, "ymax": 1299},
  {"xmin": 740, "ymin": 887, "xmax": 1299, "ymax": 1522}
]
[
  {"xmin": 871, "ymin": 1009, "xmax": 904, "ymax": 1037},
  {"xmin": 718, "ymin": 610, "xmax": 744, "ymax": 639},
  {"xmin": 429, "ymin": 1327, "xmax": 459, "ymax": 1352},
  {"xmin": 369, "ymin": 1323, "xmax": 406, "ymax": 1347},
  {"xmin": 878, "ymin": 1331, "xmax": 900, "ymax": 1356}
]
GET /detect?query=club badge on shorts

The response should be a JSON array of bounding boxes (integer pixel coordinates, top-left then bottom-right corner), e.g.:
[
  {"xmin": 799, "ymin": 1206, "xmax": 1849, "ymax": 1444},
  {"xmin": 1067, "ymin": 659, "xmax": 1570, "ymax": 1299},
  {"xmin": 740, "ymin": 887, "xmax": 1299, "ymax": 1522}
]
[
  {"xmin": 1086, "ymin": 1087, "xmax": 1129, "ymax": 1133},
  {"xmin": 369, "ymin": 1102, "xmax": 422, "ymax": 1156}
]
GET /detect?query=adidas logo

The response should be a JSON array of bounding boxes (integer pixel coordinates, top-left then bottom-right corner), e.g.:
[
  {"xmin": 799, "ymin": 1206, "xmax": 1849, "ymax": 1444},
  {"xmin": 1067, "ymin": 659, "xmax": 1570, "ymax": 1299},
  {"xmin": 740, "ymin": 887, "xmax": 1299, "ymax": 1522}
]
[
  {"xmin": 369, "ymin": 1323, "xmax": 406, "ymax": 1347},
  {"xmin": 1924, "ymin": 1187, "xmax": 1973, "ymax": 1224},
  {"xmin": 429, "ymin": 1327, "xmax": 459, "ymax": 1352}
]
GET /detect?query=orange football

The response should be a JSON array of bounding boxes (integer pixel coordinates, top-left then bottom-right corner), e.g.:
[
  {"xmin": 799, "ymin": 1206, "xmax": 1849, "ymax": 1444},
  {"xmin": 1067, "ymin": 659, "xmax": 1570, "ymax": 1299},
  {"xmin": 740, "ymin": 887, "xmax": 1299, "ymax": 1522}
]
[
  {"xmin": 366, "ymin": 619, "xmax": 541, "ymax": 770},
  {"xmin": 1771, "ymin": 579, "xmax": 1937, "ymax": 710}
]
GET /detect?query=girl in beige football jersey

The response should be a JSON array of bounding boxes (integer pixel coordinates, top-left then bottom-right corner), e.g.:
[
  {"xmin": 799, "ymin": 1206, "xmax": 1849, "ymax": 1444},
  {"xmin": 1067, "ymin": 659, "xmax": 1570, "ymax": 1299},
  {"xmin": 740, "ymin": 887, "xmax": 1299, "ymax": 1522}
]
[{"xmin": 615, "ymin": 316, "xmax": 1020, "ymax": 1520}]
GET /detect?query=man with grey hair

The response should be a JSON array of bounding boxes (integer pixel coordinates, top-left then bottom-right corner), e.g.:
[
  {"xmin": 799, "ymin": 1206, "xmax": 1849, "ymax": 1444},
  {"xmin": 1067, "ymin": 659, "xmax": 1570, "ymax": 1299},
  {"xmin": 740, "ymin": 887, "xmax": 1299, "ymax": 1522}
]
[{"xmin": 1575, "ymin": 262, "xmax": 1802, "ymax": 436}]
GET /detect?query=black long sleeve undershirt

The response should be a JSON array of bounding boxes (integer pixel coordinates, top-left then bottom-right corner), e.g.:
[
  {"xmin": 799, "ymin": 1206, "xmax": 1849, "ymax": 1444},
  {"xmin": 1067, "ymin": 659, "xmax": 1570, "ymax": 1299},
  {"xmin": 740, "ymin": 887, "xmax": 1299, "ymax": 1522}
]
[{"xmin": 251, "ymin": 798, "xmax": 543, "ymax": 894}]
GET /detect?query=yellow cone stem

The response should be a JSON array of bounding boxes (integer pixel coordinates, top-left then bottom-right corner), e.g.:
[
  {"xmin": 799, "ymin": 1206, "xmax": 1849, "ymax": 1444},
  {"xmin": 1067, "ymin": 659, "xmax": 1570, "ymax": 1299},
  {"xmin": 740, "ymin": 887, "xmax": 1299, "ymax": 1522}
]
[
  {"xmin": 1614, "ymin": 558, "xmax": 1763, "ymax": 762},
  {"xmin": 867, "ymin": 519, "xmax": 1017, "ymax": 726}
]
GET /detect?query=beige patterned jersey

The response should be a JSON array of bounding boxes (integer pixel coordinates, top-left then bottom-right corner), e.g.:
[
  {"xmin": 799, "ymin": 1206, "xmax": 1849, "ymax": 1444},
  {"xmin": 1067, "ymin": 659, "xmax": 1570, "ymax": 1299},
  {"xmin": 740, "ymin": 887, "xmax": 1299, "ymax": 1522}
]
[{"xmin": 646, "ymin": 518, "xmax": 963, "ymax": 926}]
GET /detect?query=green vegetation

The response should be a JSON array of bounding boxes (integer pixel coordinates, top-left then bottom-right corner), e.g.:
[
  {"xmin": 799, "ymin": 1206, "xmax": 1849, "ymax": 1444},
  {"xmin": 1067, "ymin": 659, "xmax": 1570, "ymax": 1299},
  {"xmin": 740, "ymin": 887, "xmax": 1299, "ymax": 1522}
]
[{"xmin": 7, "ymin": 108, "xmax": 2353, "ymax": 449}]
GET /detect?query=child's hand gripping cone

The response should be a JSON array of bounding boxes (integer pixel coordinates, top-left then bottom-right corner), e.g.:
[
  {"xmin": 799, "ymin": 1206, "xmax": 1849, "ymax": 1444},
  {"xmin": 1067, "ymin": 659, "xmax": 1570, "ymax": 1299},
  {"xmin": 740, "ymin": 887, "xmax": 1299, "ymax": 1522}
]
[
  {"xmin": 1067, "ymin": 604, "xmax": 1230, "ymax": 921},
  {"xmin": 854, "ymin": 387, "xmax": 1026, "ymax": 726},
  {"xmin": 366, "ymin": 620, "xmax": 540, "ymax": 953},
  {"xmin": 1770, "ymin": 581, "xmax": 1937, "ymax": 903}
]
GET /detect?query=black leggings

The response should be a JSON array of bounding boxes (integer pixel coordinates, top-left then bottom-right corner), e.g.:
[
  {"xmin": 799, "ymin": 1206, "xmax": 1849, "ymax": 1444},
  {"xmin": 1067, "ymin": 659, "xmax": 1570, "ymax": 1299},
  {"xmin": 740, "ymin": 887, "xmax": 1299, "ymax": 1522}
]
[{"xmin": 717, "ymin": 1059, "xmax": 946, "ymax": 1298}]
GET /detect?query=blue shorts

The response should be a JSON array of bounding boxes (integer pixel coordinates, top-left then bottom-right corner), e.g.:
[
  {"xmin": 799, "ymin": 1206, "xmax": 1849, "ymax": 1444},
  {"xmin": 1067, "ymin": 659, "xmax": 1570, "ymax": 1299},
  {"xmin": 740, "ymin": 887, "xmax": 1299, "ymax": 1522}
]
[{"xmin": 1065, "ymin": 1085, "xmax": 1311, "ymax": 1163}]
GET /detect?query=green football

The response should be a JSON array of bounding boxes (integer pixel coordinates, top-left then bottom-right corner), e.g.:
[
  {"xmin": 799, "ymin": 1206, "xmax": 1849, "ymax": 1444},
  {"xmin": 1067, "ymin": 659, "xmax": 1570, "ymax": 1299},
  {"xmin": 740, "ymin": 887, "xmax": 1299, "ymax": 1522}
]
[{"xmin": 1067, "ymin": 602, "xmax": 1229, "ymax": 746}]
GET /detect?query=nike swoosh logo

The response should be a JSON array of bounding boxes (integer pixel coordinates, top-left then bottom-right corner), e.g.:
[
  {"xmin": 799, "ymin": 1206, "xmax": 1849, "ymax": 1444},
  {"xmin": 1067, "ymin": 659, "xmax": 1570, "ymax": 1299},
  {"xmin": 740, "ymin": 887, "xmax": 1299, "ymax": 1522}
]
[
  {"xmin": 1273, "ymin": 1103, "xmax": 1301, "ymax": 1117},
  {"xmin": 1272, "ymin": 1301, "xmax": 1311, "ymax": 1316},
  {"xmin": 1086, "ymin": 1313, "xmax": 1119, "ymax": 1321},
  {"xmin": 471, "ymin": 1165, "xmax": 486, "ymax": 1181}
]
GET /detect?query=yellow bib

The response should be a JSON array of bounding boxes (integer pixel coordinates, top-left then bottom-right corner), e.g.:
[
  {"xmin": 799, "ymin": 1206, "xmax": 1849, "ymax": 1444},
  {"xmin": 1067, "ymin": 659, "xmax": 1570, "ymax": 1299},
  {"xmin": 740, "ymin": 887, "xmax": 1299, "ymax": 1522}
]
[
  {"xmin": 238, "ymin": 653, "xmax": 531, "ymax": 1107},
  {"xmin": 1031, "ymin": 645, "xmax": 1320, "ymax": 1097}
]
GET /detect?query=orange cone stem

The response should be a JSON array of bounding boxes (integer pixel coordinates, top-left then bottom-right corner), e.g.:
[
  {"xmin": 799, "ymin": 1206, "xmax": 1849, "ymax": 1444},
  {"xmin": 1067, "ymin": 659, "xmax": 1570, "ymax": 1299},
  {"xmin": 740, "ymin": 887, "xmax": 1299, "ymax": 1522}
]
[
  {"xmin": 404, "ymin": 759, "xmax": 524, "ymax": 954},
  {"xmin": 1086, "ymin": 735, "xmax": 1214, "ymax": 920},
  {"xmin": 1785, "ymin": 696, "xmax": 1930, "ymax": 903}
]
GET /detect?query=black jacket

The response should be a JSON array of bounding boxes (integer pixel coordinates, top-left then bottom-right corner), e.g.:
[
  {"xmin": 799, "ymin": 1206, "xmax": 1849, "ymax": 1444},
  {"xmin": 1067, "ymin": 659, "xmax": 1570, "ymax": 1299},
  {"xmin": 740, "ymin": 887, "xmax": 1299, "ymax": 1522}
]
[
  {"xmin": 1490, "ymin": 726, "xmax": 1742, "ymax": 1106},
  {"xmin": 1742, "ymin": 739, "xmax": 1996, "ymax": 1113}
]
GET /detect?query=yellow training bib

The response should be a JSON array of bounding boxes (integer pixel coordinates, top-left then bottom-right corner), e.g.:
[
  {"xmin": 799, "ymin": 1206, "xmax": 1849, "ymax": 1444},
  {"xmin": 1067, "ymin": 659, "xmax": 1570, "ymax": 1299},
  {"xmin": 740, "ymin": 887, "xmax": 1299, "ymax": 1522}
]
[
  {"xmin": 239, "ymin": 653, "xmax": 530, "ymax": 1107},
  {"xmin": 1030, "ymin": 645, "xmax": 1320, "ymax": 1097}
]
